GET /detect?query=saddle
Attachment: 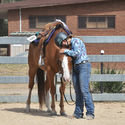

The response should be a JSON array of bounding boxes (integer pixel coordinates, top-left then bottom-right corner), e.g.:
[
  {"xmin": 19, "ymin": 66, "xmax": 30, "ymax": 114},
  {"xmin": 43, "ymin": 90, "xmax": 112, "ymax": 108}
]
[{"xmin": 31, "ymin": 21, "xmax": 72, "ymax": 58}]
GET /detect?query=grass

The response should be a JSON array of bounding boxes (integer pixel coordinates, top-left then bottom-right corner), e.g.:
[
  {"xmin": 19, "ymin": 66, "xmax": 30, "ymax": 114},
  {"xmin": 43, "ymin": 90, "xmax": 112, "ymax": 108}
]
[
  {"xmin": 0, "ymin": 64, "xmax": 124, "ymax": 76},
  {"xmin": 0, "ymin": 64, "xmax": 29, "ymax": 76}
]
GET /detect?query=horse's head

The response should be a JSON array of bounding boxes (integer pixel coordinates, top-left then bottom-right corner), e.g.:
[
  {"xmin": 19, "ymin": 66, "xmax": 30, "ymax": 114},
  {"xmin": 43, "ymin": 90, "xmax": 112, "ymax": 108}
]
[{"xmin": 58, "ymin": 53, "xmax": 72, "ymax": 83}]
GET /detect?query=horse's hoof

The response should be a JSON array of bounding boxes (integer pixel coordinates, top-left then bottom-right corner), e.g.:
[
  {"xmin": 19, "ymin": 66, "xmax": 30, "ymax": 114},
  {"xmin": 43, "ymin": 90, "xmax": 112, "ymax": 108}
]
[
  {"xmin": 51, "ymin": 111, "xmax": 57, "ymax": 116},
  {"xmin": 25, "ymin": 105, "xmax": 30, "ymax": 112},
  {"xmin": 39, "ymin": 106, "xmax": 43, "ymax": 111},
  {"xmin": 25, "ymin": 107, "xmax": 30, "ymax": 112},
  {"xmin": 60, "ymin": 112, "xmax": 67, "ymax": 116},
  {"xmin": 47, "ymin": 109, "xmax": 52, "ymax": 113}
]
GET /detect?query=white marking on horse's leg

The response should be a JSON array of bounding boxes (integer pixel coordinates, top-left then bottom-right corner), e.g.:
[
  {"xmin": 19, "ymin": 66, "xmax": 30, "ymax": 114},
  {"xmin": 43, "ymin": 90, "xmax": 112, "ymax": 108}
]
[
  {"xmin": 61, "ymin": 55, "xmax": 70, "ymax": 81},
  {"xmin": 39, "ymin": 55, "xmax": 42, "ymax": 65},
  {"xmin": 45, "ymin": 89, "xmax": 51, "ymax": 112}
]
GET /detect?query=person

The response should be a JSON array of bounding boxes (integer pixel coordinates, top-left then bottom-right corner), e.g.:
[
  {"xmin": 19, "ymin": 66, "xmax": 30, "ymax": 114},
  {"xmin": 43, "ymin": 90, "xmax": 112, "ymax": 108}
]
[{"xmin": 55, "ymin": 32, "xmax": 95, "ymax": 120}]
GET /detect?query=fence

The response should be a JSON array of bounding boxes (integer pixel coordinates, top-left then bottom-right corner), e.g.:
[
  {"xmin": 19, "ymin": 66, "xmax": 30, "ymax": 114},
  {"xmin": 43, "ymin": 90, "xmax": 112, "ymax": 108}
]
[{"xmin": 0, "ymin": 36, "xmax": 125, "ymax": 102}]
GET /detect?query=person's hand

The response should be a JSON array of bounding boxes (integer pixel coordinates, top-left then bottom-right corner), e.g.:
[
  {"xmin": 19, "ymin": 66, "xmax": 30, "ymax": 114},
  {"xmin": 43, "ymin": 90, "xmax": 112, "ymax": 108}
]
[{"xmin": 59, "ymin": 48, "xmax": 66, "ymax": 54}]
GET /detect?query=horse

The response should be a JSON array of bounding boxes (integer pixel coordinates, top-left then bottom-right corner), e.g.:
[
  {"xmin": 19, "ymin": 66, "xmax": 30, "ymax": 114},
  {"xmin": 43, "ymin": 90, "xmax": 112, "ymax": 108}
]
[{"xmin": 26, "ymin": 21, "xmax": 72, "ymax": 115}]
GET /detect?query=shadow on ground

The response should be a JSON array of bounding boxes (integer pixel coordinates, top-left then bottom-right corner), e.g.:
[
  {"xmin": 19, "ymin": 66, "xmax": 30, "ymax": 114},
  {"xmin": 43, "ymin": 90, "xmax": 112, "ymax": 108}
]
[{"xmin": 3, "ymin": 108, "xmax": 60, "ymax": 118}]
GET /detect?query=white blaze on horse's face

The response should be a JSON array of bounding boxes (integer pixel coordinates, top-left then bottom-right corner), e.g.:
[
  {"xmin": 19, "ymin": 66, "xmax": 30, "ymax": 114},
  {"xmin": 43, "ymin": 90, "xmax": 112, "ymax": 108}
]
[{"xmin": 61, "ymin": 55, "xmax": 71, "ymax": 82}]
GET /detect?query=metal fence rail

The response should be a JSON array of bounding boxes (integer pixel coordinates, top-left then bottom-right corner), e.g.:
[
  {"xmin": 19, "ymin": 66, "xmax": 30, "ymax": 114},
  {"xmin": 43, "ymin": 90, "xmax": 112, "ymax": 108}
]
[
  {"xmin": 1, "ymin": 36, "xmax": 125, "ymax": 44},
  {"xmin": 0, "ymin": 74, "xmax": 125, "ymax": 84},
  {"xmin": 1, "ymin": 55, "xmax": 125, "ymax": 64}
]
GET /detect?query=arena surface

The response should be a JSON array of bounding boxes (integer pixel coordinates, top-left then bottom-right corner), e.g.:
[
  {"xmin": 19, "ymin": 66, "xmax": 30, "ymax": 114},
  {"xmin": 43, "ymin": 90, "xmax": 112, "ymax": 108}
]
[{"xmin": 0, "ymin": 102, "xmax": 125, "ymax": 125}]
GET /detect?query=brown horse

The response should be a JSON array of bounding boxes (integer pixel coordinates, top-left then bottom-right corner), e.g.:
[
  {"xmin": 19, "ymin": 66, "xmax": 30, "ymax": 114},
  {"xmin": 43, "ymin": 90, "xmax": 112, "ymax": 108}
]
[{"xmin": 26, "ymin": 21, "xmax": 72, "ymax": 115}]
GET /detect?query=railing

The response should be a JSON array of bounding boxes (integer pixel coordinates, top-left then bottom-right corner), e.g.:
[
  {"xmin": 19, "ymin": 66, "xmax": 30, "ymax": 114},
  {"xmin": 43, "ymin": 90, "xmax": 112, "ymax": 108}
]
[
  {"xmin": 0, "ymin": 36, "xmax": 125, "ymax": 102},
  {"xmin": 1, "ymin": 0, "xmax": 23, "ymax": 4}
]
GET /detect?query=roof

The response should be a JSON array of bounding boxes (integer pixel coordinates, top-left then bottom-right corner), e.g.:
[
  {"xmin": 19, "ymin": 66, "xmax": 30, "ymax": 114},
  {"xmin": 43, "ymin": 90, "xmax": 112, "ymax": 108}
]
[{"xmin": 0, "ymin": 0, "xmax": 111, "ymax": 10}]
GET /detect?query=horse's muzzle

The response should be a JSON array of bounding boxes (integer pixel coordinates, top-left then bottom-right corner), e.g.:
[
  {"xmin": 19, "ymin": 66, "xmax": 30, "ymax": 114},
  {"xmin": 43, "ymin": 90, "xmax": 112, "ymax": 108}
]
[{"xmin": 61, "ymin": 76, "xmax": 71, "ymax": 84}]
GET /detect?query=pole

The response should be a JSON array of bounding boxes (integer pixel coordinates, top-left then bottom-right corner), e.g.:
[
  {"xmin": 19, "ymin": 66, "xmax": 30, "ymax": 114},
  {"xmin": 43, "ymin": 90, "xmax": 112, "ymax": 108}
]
[
  {"xmin": 100, "ymin": 50, "xmax": 104, "ymax": 93},
  {"xmin": 19, "ymin": 8, "xmax": 22, "ymax": 32}
]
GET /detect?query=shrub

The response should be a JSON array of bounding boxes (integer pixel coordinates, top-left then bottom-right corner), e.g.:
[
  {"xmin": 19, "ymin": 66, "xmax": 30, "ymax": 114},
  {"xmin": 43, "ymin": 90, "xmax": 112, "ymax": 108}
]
[{"xmin": 92, "ymin": 66, "xmax": 125, "ymax": 93}]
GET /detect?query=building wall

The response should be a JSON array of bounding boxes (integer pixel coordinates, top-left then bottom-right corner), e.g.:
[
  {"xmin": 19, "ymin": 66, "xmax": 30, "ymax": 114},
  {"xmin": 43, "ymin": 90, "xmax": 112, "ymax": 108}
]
[
  {"xmin": 8, "ymin": 9, "xmax": 20, "ymax": 34},
  {"xmin": 8, "ymin": 0, "xmax": 125, "ymax": 35},
  {"xmin": 8, "ymin": 0, "xmax": 125, "ymax": 69}
]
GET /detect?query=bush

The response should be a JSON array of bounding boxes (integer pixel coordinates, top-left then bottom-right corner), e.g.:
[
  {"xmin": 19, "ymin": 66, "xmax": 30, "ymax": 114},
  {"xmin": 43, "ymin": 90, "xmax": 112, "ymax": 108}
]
[{"xmin": 92, "ymin": 66, "xmax": 125, "ymax": 93}]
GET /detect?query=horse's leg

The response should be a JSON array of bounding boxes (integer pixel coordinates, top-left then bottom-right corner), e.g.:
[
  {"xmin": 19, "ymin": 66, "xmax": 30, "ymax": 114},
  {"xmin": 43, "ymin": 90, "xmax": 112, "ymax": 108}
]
[
  {"xmin": 45, "ymin": 78, "xmax": 52, "ymax": 112},
  {"xmin": 59, "ymin": 80, "xmax": 66, "ymax": 116},
  {"xmin": 26, "ymin": 66, "xmax": 37, "ymax": 112},
  {"xmin": 26, "ymin": 88, "xmax": 32, "ymax": 112},
  {"xmin": 50, "ymin": 76, "xmax": 57, "ymax": 115},
  {"xmin": 46, "ymin": 70, "xmax": 57, "ymax": 115},
  {"xmin": 26, "ymin": 43, "xmax": 41, "ymax": 112}
]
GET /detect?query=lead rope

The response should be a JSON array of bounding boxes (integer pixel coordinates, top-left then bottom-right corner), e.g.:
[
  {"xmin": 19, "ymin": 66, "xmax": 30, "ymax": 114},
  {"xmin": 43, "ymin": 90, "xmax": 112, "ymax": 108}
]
[
  {"xmin": 61, "ymin": 77, "xmax": 75, "ymax": 106},
  {"xmin": 69, "ymin": 81, "xmax": 75, "ymax": 102}
]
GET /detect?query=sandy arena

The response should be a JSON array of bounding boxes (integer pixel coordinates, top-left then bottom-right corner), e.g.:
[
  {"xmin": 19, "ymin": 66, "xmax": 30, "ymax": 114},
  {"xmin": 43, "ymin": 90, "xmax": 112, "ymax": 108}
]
[{"xmin": 0, "ymin": 102, "xmax": 125, "ymax": 125}]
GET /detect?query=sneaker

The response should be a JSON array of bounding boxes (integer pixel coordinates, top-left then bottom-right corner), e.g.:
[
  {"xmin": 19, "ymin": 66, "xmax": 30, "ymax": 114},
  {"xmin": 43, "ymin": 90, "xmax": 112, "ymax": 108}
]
[{"xmin": 86, "ymin": 115, "xmax": 94, "ymax": 120}]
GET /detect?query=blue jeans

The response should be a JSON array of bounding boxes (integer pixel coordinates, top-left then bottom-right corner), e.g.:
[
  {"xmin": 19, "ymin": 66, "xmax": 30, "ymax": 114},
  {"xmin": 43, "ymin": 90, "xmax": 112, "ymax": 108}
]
[{"xmin": 72, "ymin": 62, "xmax": 94, "ymax": 118}]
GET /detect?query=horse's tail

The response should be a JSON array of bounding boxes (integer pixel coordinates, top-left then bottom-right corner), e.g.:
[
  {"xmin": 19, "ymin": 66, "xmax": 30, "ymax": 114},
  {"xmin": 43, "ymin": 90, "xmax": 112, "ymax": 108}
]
[{"xmin": 36, "ymin": 68, "xmax": 45, "ymax": 107}]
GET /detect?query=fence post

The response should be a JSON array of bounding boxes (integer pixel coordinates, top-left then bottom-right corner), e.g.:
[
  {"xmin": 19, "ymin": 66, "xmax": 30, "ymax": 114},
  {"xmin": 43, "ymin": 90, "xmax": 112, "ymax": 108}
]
[{"xmin": 100, "ymin": 50, "xmax": 104, "ymax": 93}]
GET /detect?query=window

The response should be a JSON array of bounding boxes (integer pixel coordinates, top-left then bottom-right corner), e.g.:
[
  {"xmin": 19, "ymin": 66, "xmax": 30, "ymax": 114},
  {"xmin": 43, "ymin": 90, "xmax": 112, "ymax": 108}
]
[
  {"xmin": 29, "ymin": 16, "xmax": 66, "ymax": 29},
  {"xmin": 78, "ymin": 16, "xmax": 115, "ymax": 29},
  {"xmin": 0, "ymin": 19, "xmax": 8, "ymax": 36},
  {"xmin": 29, "ymin": 16, "xmax": 36, "ymax": 29},
  {"xmin": 0, "ymin": 45, "xmax": 10, "ymax": 56}
]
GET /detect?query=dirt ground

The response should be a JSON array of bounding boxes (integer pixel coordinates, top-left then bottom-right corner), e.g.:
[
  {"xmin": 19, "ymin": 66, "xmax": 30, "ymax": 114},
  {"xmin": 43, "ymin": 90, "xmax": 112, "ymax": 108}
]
[{"xmin": 0, "ymin": 102, "xmax": 125, "ymax": 125}]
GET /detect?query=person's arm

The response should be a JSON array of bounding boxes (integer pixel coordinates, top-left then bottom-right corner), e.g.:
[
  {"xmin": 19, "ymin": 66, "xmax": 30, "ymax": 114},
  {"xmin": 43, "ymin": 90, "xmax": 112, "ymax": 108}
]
[
  {"xmin": 59, "ymin": 38, "xmax": 84, "ymax": 57},
  {"xmin": 64, "ymin": 48, "xmax": 80, "ymax": 57},
  {"xmin": 64, "ymin": 39, "xmax": 82, "ymax": 57},
  {"xmin": 59, "ymin": 47, "xmax": 80, "ymax": 57}
]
